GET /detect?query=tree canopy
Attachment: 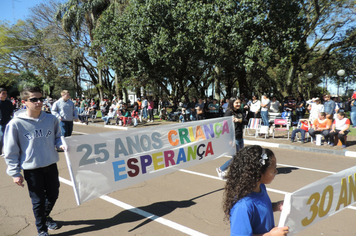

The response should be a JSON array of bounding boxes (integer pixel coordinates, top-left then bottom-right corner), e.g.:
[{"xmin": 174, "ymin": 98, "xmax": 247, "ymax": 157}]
[{"xmin": 1, "ymin": 0, "xmax": 355, "ymax": 100}]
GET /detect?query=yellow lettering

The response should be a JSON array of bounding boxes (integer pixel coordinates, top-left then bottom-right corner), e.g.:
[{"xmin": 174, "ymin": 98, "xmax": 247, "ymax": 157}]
[
  {"xmin": 188, "ymin": 127, "xmax": 196, "ymax": 142},
  {"xmin": 336, "ymin": 177, "xmax": 348, "ymax": 211},
  {"xmin": 152, "ymin": 152, "xmax": 164, "ymax": 170},
  {"xmin": 348, "ymin": 173, "xmax": 356, "ymax": 205},
  {"xmin": 301, "ymin": 192, "xmax": 320, "ymax": 226},
  {"xmin": 319, "ymin": 185, "xmax": 333, "ymax": 217}
]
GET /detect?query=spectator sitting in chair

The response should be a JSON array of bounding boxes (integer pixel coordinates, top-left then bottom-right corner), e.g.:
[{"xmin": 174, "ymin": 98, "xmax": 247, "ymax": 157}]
[
  {"xmin": 78, "ymin": 106, "xmax": 90, "ymax": 125},
  {"xmin": 290, "ymin": 119, "xmax": 310, "ymax": 143},
  {"xmin": 117, "ymin": 105, "xmax": 130, "ymax": 126},
  {"xmin": 102, "ymin": 107, "xmax": 116, "ymax": 125},
  {"xmin": 308, "ymin": 112, "xmax": 332, "ymax": 145},
  {"xmin": 190, "ymin": 107, "xmax": 197, "ymax": 121},
  {"xmin": 328, "ymin": 112, "xmax": 350, "ymax": 148},
  {"xmin": 160, "ymin": 107, "xmax": 168, "ymax": 121}
]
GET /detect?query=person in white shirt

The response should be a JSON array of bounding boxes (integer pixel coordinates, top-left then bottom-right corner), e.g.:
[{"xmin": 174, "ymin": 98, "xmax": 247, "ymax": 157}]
[
  {"xmin": 248, "ymin": 95, "xmax": 261, "ymax": 121},
  {"xmin": 102, "ymin": 107, "xmax": 116, "ymax": 125},
  {"xmin": 307, "ymin": 97, "xmax": 323, "ymax": 122},
  {"xmin": 328, "ymin": 112, "xmax": 350, "ymax": 148},
  {"xmin": 260, "ymin": 94, "xmax": 270, "ymax": 126}
]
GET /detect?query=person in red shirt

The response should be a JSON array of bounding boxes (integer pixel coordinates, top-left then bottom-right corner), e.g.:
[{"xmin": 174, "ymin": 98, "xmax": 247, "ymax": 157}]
[
  {"xmin": 328, "ymin": 112, "xmax": 350, "ymax": 148},
  {"xmin": 290, "ymin": 119, "xmax": 310, "ymax": 143}
]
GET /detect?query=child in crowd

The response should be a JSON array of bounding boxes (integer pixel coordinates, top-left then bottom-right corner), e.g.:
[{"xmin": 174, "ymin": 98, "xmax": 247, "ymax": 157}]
[
  {"xmin": 160, "ymin": 107, "xmax": 168, "ymax": 121},
  {"xmin": 290, "ymin": 119, "xmax": 310, "ymax": 143},
  {"xmin": 78, "ymin": 106, "xmax": 90, "ymax": 124},
  {"xmin": 223, "ymin": 145, "xmax": 289, "ymax": 236},
  {"xmin": 4, "ymin": 87, "xmax": 64, "ymax": 236},
  {"xmin": 179, "ymin": 108, "xmax": 186, "ymax": 123}
]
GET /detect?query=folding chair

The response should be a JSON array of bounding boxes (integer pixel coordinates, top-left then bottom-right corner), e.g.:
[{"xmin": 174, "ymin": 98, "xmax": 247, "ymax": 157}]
[
  {"xmin": 272, "ymin": 118, "xmax": 291, "ymax": 139},
  {"xmin": 256, "ymin": 125, "xmax": 269, "ymax": 139},
  {"xmin": 244, "ymin": 118, "xmax": 262, "ymax": 138}
]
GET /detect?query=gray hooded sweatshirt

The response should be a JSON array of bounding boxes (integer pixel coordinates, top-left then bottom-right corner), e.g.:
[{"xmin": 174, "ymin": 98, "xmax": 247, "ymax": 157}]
[
  {"xmin": 51, "ymin": 98, "xmax": 78, "ymax": 121},
  {"xmin": 4, "ymin": 110, "xmax": 62, "ymax": 177}
]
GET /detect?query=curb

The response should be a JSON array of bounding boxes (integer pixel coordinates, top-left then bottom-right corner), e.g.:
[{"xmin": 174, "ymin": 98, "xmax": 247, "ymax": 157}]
[{"xmin": 244, "ymin": 139, "xmax": 356, "ymax": 158}]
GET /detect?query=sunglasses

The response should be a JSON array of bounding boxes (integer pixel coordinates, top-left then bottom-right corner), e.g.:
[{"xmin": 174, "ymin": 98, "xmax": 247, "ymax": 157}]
[{"xmin": 28, "ymin": 97, "xmax": 45, "ymax": 103}]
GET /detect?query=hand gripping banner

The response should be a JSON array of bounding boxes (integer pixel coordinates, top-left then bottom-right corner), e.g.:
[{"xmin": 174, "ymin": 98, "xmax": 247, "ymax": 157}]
[{"xmin": 62, "ymin": 117, "xmax": 236, "ymax": 205}]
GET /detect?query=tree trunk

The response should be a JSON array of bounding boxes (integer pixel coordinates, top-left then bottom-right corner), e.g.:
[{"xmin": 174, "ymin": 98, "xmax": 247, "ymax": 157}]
[
  {"xmin": 238, "ymin": 69, "xmax": 248, "ymax": 97},
  {"xmin": 98, "ymin": 68, "xmax": 103, "ymax": 100}
]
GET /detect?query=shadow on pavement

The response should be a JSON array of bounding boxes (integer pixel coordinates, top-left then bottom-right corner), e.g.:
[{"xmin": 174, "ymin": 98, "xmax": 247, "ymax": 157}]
[
  {"xmin": 277, "ymin": 167, "xmax": 299, "ymax": 174},
  {"xmin": 53, "ymin": 188, "xmax": 223, "ymax": 235}
]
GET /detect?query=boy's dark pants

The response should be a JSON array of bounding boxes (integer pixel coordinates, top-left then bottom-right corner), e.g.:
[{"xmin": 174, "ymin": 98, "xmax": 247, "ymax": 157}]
[{"xmin": 24, "ymin": 163, "xmax": 60, "ymax": 233}]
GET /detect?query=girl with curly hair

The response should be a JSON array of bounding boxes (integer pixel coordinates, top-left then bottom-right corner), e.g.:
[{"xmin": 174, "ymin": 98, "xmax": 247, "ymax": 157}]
[{"xmin": 223, "ymin": 145, "xmax": 289, "ymax": 236}]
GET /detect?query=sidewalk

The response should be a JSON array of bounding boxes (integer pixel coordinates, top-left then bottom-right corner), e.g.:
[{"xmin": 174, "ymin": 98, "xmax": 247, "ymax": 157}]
[{"xmin": 75, "ymin": 118, "xmax": 356, "ymax": 158}]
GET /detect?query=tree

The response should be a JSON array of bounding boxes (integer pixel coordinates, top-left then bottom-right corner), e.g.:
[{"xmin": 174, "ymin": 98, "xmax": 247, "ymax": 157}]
[{"xmin": 55, "ymin": 0, "xmax": 113, "ymax": 100}]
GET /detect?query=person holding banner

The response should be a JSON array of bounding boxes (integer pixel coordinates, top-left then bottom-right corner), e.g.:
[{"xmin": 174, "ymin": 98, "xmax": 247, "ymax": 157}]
[
  {"xmin": 223, "ymin": 145, "xmax": 289, "ymax": 236},
  {"xmin": 216, "ymin": 97, "xmax": 244, "ymax": 180},
  {"xmin": 3, "ymin": 87, "xmax": 64, "ymax": 236}
]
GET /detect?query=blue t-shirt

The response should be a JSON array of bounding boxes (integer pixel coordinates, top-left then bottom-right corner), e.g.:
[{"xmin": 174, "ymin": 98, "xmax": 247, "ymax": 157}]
[{"xmin": 230, "ymin": 184, "xmax": 274, "ymax": 236}]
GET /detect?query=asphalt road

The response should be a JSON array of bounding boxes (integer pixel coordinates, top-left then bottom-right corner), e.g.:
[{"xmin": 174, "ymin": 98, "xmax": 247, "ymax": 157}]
[{"xmin": 1, "ymin": 124, "xmax": 356, "ymax": 236}]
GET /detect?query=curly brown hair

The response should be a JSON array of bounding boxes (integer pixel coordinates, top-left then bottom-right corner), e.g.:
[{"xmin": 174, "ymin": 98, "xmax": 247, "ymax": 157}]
[{"xmin": 222, "ymin": 145, "xmax": 275, "ymax": 221}]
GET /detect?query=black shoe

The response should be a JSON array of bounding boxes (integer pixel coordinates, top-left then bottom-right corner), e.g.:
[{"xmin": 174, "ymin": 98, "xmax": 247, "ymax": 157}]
[
  {"xmin": 46, "ymin": 216, "xmax": 58, "ymax": 230},
  {"xmin": 290, "ymin": 139, "xmax": 295, "ymax": 143}
]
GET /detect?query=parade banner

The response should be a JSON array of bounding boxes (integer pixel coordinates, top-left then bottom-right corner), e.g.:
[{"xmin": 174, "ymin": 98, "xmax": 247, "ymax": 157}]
[
  {"xmin": 278, "ymin": 165, "xmax": 356, "ymax": 235},
  {"xmin": 63, "ymin": 117, "xmax": 236, "ymax": 205}
]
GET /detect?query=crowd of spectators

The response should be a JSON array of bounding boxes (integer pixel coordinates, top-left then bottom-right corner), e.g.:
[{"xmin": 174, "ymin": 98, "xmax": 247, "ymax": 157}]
[{"xmin": 6, "ymin": 90, "xmax": 356, "ymax": 133}]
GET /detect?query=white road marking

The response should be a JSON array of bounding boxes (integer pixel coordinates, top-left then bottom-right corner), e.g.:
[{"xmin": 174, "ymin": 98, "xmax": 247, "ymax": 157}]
[{"xmin": 58, "ymin": 176, "xmax": 208, "ymax": 236}]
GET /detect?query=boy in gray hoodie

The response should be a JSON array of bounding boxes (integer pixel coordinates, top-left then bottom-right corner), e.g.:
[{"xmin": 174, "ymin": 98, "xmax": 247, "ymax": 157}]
[{"xmin": 4, "ymin": 87, "xmax": 64, "ymax": 236}]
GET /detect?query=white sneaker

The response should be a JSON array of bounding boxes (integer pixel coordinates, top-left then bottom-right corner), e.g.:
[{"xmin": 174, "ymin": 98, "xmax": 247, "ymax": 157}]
[{"xmin": 216, "ymin": 167, "xmax": 226, "ymax": 180}]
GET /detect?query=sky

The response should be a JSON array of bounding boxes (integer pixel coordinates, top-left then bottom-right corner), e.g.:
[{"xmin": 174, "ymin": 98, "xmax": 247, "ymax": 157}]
[{"xmin": 0, "ymin": 0, "xmax": 52, "ymax": 24}]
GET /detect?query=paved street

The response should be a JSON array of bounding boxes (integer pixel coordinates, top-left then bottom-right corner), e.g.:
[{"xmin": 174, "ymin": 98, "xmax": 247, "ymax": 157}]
[{"xmin": 1, "ymin": 121, "xmax": 356, "ymax": 236}]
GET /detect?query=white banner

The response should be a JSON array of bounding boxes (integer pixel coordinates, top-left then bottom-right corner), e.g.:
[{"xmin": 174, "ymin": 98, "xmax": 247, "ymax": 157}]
[
  {"xmin": 63, "ymin": 117, "xmax": 236, "ymax": 205},
  {"xmin": 278, "ymin": 165, "xmax": 356, "ymax": 235}
]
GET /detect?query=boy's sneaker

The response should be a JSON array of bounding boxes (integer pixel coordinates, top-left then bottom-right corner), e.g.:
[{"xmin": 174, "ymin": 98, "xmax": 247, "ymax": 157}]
[
  {"xmin": 216, "ymin": 167, "xmax": 226, "ymax": 180},
  {"xmin": 38, "ymin": 232, "xmax": 49, "ymax": 236},
  {"xmin": 342, "ymin": 145, "xmax": 347, "ymax": 148},
  {"xmin": 329, "ymin": 143, "xmax": 334, "ymax": 147},
  {"xmin": 290, "ymin": 139, "xmax": 295, "ymax": 143},
  {"xmin": 46, "ymin": 216, "xmax": 58, "ymax": 230}
]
